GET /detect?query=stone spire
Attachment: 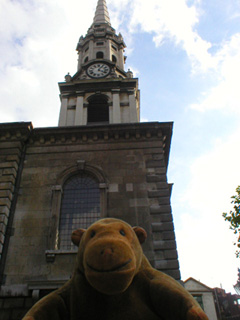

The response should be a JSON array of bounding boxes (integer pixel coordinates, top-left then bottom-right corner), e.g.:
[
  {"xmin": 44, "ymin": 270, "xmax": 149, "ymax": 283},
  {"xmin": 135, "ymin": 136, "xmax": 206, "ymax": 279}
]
[{"xmin": 93, "ymin": 0, "xmax": 111, "ymax": 26}]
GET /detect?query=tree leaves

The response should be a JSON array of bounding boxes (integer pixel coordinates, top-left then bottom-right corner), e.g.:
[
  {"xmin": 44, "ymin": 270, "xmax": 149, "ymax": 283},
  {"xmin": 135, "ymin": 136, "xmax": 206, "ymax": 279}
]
[{"xmin": 222, "ymin": 186, "xmax": 240, "ymax": 258}]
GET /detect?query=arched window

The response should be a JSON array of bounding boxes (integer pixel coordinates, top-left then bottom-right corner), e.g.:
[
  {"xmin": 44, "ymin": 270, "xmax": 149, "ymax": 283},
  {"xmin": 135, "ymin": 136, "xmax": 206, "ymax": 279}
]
[
  {"xmin": 96, "ymin": 51, "xmax": 104, "ymax": 59},
  {"xmin": 84, "ymin": 56, "xmax": 89, "ymax": 63},
  {"xmin": 112, "ymin": 55, "xmax": 117, "ymax": 63},
  {"xmin": 87, "ymin": 95, "xmax": 109, "ymax": 124},
  {"xmin": 59, "ymin": 172, "xmax": 100, "ymax": 250}
]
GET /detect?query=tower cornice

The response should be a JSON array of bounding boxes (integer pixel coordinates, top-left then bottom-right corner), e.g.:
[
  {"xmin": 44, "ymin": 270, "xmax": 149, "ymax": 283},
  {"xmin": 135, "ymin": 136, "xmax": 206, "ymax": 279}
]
[
  {"xmin": 76, "ymin": 29, "xmax": 126, "ymax": 52},
  {"xmin": 58, "ymin": 77, "xmax": 139, "ymax": 95}
]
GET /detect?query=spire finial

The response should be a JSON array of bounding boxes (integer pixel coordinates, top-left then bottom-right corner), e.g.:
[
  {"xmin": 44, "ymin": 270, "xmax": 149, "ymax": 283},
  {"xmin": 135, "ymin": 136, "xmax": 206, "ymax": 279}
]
[{"xmin": 93, "ymin": 0, "xmax": 111, "ymax": 25}]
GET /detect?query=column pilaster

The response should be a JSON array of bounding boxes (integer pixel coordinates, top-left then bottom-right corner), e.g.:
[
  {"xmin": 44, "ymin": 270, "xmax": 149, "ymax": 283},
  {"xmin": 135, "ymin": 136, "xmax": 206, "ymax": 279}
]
[
  {"xmin": 75, "ymin": 92, "xmax": 85, "ymax": 126},
  {"xmin": 112, "ymin": 89, "xmax": 121, "ymax": 123},
  {"xmin": 58, "ymin": 94, "xmax": 69, "ymax": 126},
  {"xmin": 129, "ymin": 90, "xmax": 138, "ymax": 123}
]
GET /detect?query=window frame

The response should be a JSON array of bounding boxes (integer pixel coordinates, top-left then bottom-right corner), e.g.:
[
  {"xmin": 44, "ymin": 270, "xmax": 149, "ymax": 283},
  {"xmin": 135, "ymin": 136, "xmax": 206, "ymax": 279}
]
[
  {"xmin": 59, "ymin": 172, "xmax": 101, "ymax": 250},
  {"xmin": 47, "ymin": 163, "xmax": 107, "ymax": 255},
  {"xmin": 112, "ymin": 55, "xmax": 117, "ymax": 63},
  {"xmin": 96, "ymin": 51, "xmax": 104, "ymax": 59},
  {"xmin": 192, "ymin": 294, "xmax": 204, "ymax": 311}
]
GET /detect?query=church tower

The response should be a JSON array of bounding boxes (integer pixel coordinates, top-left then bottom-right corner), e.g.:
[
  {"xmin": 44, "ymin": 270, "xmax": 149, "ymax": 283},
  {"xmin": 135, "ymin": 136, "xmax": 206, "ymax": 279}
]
[{"xmin": 58, "ymin": 0, "xmax": 139, "ymax": 126}]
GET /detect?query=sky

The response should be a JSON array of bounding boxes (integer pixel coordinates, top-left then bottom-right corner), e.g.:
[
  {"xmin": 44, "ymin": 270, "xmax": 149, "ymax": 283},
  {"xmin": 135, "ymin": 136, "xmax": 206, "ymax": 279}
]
[{"xmin": 0, "ymin": 0, "xmax": 240, "ymax": 293}]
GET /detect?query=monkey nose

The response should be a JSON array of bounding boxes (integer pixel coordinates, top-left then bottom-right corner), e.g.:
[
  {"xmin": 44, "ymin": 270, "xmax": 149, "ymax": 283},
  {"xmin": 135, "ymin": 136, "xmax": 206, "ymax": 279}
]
[{"xmin": 101, "ymin": 247, "xmax": 114, "ymax": 257}]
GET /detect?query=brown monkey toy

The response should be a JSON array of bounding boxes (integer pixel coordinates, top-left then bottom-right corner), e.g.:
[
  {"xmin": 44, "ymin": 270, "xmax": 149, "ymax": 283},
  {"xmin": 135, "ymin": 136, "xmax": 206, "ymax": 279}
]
[{"xmin": 23, "ymin": 218, "xmax": 209, "ymax": 320}]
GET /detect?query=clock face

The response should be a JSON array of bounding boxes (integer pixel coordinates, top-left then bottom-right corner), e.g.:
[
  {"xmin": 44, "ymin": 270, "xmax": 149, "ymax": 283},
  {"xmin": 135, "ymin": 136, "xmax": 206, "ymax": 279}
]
[{"xmin": 87, "ymin": 63, "xmax": 110, "ymax": 78}]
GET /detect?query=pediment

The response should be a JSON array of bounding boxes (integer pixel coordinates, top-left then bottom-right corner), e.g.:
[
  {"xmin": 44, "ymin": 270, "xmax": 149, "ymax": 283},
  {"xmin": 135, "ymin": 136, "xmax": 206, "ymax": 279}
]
[{"xmin": 184, "ymin": 277, "xmax": 212, "ymax": 292}]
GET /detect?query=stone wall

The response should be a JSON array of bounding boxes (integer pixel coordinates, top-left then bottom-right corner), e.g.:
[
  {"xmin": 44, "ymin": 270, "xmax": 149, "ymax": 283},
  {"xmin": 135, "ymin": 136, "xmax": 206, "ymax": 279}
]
[
  {"xmin": 0, "ymin": 123, "xmax": 32, "ymax": 283},
  {"xmin": 0, "ymin": 121, "xmax": 180, "ymax": 317},
  {"xmin": 0, "ymin": 295, "xmax": 34, "ymax": 320}
]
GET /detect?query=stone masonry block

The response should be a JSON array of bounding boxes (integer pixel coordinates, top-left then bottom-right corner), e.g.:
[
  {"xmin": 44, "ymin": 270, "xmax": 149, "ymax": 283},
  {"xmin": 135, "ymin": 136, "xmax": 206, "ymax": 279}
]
[
  {"xmin": 108, "ymin": 184, "xmax": 119, "ymax": 192},
  {"xmin": 150, "ymin": 214, "xmax": 172, "ymax": 224},
  {"xmin": 6, "ymin": 155, "xmax": 20, "ymax": 162},
  {"xmin": 152, "ymin": 154, "xmax": 164, "ymax": 160},
  {"xmin": 152, "ymin": 232, "xmax": 163, "ymax": 241},
  {"xmin": 0, "ymin": 161, "xmax": 18, "ymax": 170},
  {"xmin": 0, "ymin": 232, "xmax": 5, "ymax": 245},
  {"xmin": 0, "ymin": 198, "xmax": 11, "ymax": 208},
  {"xmin": 143, "ymin": 147, "xmax": 163, "ymax": 155},
  {"xmin": 128, "ymin": 206, "xmax": 149, "ymax": 216},
  {"xmin": 146, "ymin": 175, "xmax": 162, "ymax": 183},
  {"xmin": 0, "ymin": 141, "xmax": 22, "ymax": 149},
  {"xmin": 0, "ymin": 223, "xmax": 6, "ymax": 234},
  {"xmin": 152, "ymin": 222, "xmax": 174, "ymax": 232},
  {"xmin": 0, "ymin": 146, "xmax": 21, "ymax": 155},
  {"xmin": 155, "ymin": 168, "xmax": 167, "ymax": 174},
  {"xmin": 155, "ymin": 259, "xmax": 179, "ymax": 270},
  {"xmin": 126, "ymin": 183, "xmax": 133, "ymax": 192},
  {"xmin": 0, "ymin": 182, "xmax": 14, "ymax": 192},
  {"xmin": 2, "ymin": 168, "xmax": 17, "ymax": 178},
  {"xmin": 158, "ymin": 197, "xmax": 170, "ymax": 205},
  {"xmin": 146, "ymin": 160, "xmax": 165, "ymax": 168},
  {"xmin": 148, "ymin": 190, "xmax": 169, "ymax": 198},
  {"xmin": 162, "ymin": 231, "xmax": 176, "ymax": 240},
  {"xmin": 150, "ymin": 205, "xmax": 171, "ymax": 214},
  {"xmin": 0, "ymin": 214, "xmax": 8, "ymax": 225},
  {"xmin": 154, "ymin": 251, "xmax": 165, "ymax": 260},
  {"xmin": 156, "ymin": 182, "xmax": 169, "ymax": 189},
  {"xmin": 0, "ymin": 206, "xmax": 10, "ymax": 216},
  {"xmin": 0, "ymin": 175, "xmax": 15, "ymax": 184},
  {"xmin": 165, "ymin": 269, "xmax": 181, "ymax": 280},
  {"xmin": 157, "ymin": 214, "xmax": 173, "ymax": 222},
  {"xmin": 164, "ymin": 250, "xmax": 178, "ymax": 260},
  {"xmin": 0, "ymin": 190, "xmax": 13, "ymax": 200},
  {"xmin": 0, "ymin": 284, "xmax": 29, "ymax": 297},
  {"xmin": 153, "ymin": 240, "xmax": 176, "ymax": 250},
  {"xmin": 129, "ymin": 198, "xmax": 149, "ymax": 207}
]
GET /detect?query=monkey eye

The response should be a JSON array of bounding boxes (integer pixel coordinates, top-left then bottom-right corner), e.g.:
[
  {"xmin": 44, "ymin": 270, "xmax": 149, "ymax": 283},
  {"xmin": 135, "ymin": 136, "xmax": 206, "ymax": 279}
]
[
  {"xmin": 90, "ymin": 230, "xmax": 96, "ymax": 238},
  {"xmin": 119, "ymin": 229, "xmax": 126, "ymax": 236}
]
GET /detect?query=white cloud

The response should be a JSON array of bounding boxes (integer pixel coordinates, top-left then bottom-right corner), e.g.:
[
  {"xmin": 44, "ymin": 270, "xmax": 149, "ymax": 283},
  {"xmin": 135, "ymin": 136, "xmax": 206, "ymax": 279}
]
[
  {"xmin": 177, "ymin": 213, "xmax": 238, "ymax": 292},
  {"xmin": 118, "ymin": 0, "xmax": 214, "ymax": 72},
  {"xmin": 175, "ymin": 128, "xmax": 240, "ymax": 292},
  {"xmin": 190, "ymin": 33, "xmax": 240, "ymax": 113},
  {"xmin": 0, "ymin": 0, "xmax": 96, "ymax": 127},
  {"xmin": 110, "ymin": 0, "xmax": 239, "ymax": 79},
  {"xmin": 184, "ymin": 131, "xmax": 240, "ymax": 213}
]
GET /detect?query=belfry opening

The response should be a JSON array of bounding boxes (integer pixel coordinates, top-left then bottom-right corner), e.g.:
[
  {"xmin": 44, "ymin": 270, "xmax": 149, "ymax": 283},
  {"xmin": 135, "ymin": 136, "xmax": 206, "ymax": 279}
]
[{"xmin": 87, "ymin": 94, "xmax": 109, "ymax": 124}]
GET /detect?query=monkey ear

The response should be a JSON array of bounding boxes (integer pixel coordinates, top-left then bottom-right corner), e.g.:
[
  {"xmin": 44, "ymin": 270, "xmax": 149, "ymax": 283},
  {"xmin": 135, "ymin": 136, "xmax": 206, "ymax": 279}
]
[
  {"xmin": 133, "ymin": 227, "xmax": 147, "ymax": 244},
  {"xmin": 71, "ymin": 229, "xmax": 86, "ymax": 246}
]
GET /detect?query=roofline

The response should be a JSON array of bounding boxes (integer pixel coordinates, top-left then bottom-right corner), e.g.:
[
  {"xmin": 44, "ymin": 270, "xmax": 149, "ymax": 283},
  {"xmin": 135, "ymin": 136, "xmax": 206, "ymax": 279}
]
[{"xmin": 184, "ymin": 277, "xmax": 213, "ymax": 291}]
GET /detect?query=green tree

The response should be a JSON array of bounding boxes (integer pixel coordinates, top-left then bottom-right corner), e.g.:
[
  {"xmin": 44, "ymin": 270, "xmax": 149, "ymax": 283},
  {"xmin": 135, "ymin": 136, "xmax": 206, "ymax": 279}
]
[{"xmin": 223, "ymin": 186, "xmax": 240, "ymax": 257}]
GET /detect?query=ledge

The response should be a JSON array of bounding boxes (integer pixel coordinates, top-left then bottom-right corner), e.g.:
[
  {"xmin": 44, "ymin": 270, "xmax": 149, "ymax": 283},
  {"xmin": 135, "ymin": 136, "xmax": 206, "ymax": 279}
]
[{"xmin": 45, "ymin": 249, "xmax": 77, "ymax": 263}]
